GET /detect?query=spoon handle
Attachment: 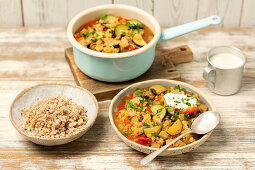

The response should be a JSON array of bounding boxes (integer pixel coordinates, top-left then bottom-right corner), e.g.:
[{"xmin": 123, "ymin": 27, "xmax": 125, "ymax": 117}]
[{"xmin": 140, "ymin": 130, "xmax": 193, "ymax": 165}]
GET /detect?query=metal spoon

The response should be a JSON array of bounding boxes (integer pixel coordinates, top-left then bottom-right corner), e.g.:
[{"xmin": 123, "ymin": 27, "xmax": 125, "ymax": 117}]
[{"xmin": 140, "ymin": 111, "xmax": 220, "ymax": 165}]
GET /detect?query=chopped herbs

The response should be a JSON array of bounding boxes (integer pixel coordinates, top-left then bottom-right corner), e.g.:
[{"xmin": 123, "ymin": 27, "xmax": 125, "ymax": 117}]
[
  {"xmin": 79, "ymin": 32, "xmax": 83, "ymax": 37},
  {"xmin": 85, "ymin": 31, "xmax": 91, "ymax": 37},
  {"xmin": 100, "ymin": 14, "xmax": 108, "ymax": 20},
  {"xmin": 157, "ymin": 108, "xmax": 163, "ymax": 113},
  {"xmin": 173, "ymin": 110, "xmax": 180, "ymax": 121},
  {"xmin": 122, "ymin": 132, "xmax": 131, "ymax": 136},
  {"xmin": 174, "ymin": 85, "xmax": 186, "ymax": 92},
  {"xmin": 135, "ymin": 88, "xmax": 140, "ymax": 91},
  {"xmin": 151, "ymin": 133, "xmax": 157, "ymax": 137},
  {"xmin": 121, "ymin": 99, "xmax": 128, "ymax": 101},
  {"xmin": 146, "ymin": 99, "xmax": 153, "ymax": 105},
  {"xmin": 143, "ymin": 122, "xmax": 148, "ymax": 126},
  {"xmin": 135, "ymin": 90, "xmax": 143, "ymax": 97},
  {"xmin": 185, "ymin": 102, "xmax": 191, "ymax": 106},
  {"xmin": 91, "ymin": 37, "xmax": 97, "ymax": 42},
  {"xmin": 151, "ymin": 120, "xmax": 155, "ymax": 126}
]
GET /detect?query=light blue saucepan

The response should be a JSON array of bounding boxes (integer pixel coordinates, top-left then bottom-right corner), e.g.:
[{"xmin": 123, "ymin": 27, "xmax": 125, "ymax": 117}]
[{"xmin": 67, "ymin": 4, "xmax": 222, "ymax": 82}]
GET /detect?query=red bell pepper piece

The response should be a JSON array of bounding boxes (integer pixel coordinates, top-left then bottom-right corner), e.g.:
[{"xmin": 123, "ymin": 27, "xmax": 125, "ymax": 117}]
[
  {"xmin": 135, "ymin": 136, "xmax": 152, "ymax": 146},
  {"xmin": 124, "ymin": 116, "xmax": 131, "ymax": 125},
  {"xmin": 128, "ymin": 44, "xmax": 135, "ymax": 51},
  {"xmin": 146, "ymin": 107, "xmax": 151, "ymax": 112},
  {"xmin": 126, "ymin": 135, "xmax": 134, "ymax": 141},
  {"xmin": 185, "ymin": 106, "xmax": 198, "ymax": 114}
]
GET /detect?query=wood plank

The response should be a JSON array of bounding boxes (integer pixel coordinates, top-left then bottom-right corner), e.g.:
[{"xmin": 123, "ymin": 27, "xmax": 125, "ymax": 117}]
[
  {"xmin": 114, "ymin": 0, "xmax": 153, "ymax": 15},
  {"xmin": 197, "ymin": 0, "xmax": 242, "ymax": 27},
  {"xmin": 240, "ymin": 0, "xmax": 255, "ymax": 26},
  {"xmin": 0, "ymin": 0, "xmax": 23, "ymax": 26},
  {"xmin": 67, "ymin": 0, "xmax": 112, "ymax": 22},
  {"xmin": 154, "ymin": 0, "xmax": 198, "ymax": 27},
  {"xmin": 22, "ymin": 0, "xmax": 68, "ymax": 26}
]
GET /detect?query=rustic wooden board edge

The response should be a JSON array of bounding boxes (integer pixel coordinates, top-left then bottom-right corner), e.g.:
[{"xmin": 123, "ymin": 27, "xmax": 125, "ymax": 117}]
[{"xmin": 65, "ymin": 48, "xmax": 81, "ymax": 86}]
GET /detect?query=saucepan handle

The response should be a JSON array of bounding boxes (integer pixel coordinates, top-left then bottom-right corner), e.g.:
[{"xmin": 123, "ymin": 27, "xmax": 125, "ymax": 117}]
[{"xmin": 158, "ymin": 15, "xmax": 222, "ymax": 43}]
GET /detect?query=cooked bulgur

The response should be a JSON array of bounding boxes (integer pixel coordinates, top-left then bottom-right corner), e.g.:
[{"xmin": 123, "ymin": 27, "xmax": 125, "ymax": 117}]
[{"xmin": 22, "ymin": 96, "xmax": 87, "ymax": 139}]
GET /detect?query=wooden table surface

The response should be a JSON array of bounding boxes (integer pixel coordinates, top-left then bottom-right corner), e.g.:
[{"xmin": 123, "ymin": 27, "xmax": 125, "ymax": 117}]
[{"xmin": 0, "ymin": 27, "xmax": 255, "ymax": 169}]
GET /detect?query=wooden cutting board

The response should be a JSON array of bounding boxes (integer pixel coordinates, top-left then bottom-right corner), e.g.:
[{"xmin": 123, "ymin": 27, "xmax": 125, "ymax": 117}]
[{"xmin": 65, "ymin": 45, "xmax": 193, "ymax": 101}]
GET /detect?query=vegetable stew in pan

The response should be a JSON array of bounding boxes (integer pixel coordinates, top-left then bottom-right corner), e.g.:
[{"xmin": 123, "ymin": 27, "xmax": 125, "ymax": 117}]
[{"xmin": 74, "ymin": 14, "xmax": 154, "ymax": 53}]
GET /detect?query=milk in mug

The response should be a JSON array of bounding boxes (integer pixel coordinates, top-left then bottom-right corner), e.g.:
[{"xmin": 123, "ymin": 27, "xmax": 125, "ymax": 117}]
[{"xmin": 209, "ymin": 53, "xmax": 244, "ymax": 69}]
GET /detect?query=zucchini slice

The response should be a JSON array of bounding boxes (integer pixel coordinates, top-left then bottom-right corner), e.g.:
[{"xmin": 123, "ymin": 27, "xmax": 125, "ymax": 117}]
[
  {"xmin": 132, "ymin": 34, "xmax": 146, "ymax": 47},
  {"xmin": 105, "ymin": 15, "xmax": 118, "ymax": 24},
  {"xmin": 150, "ymin": 105, "xmax": 166, "ymax": 117},
  {"xmin": 166, "ymin": 106, "xmax": 174, "ymax": 117},
  {"xmin": 166, "ymin": 119, "xmax": 183, "ymax": 135},
  {"xmin": 151, "ymin": 105, "xmax": 166, "ymax": 124},
  {"xmin": 158, "ymin": 131, "xmax": 169, "ymax": 139},
  {"xmin": 130, "ymin": 97, "xmax": 143, "ymax": 105},
  {"xmin": 115, "ymin": 24, "xmax": 130, "ymax": 37},
  {"xmin": 149, "ymin": 84, "xmax": 167, "ymax": 95},
  {"xmin": 143, "ymin": 126, "xmax": 161, "ymax": 138}
]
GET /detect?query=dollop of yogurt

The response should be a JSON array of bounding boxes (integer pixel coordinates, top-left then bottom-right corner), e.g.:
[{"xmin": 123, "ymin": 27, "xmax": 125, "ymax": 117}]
[{"xmin": 163, "ymin": 93, "xmax": 197, "ymax": 109}]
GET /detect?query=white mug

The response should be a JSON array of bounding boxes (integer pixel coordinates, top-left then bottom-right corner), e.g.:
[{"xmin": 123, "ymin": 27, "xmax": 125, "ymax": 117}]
[{"xmin": 203, "ymin": 46, "xmax": 246, "ymax": 95}]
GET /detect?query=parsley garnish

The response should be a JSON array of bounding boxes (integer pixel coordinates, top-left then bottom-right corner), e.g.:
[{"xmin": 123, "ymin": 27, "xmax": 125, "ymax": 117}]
[
  {"xmin": 185, "ymin": 102, "xmax": 191, "ymax": 106},
  {"xmin": 85, "ymin": 31, "xmax": 91, "ymax": 37},
  {"xmin": 174, "ymin": 85, "xmax": 186, "ymax": 92},
  {"xmin": 135, "ymin": 88, "xmax": 140, "ymax": 91},
  {"xmin": 79, "ymin": 32, "xmax": 83, "ymax": 37},
  {"xmin": 174, "ymin": 101, "xmax": 181, "ymax": 103},
  {"xmin": 121, "ymin": 99, "xmax": 128, "ymax": 101},
  {"xmin": 143, "ymin": 122, "xmax": 148, "ymax": 126},
  {"xmin": 135, "ymin": 90, "xmax": 143, "ymax": 97},
  {"xmin": 180, "ymin": 88, "xmax": 186, "ymax": 92},
  {"xmin": 121, "ymin": 32, "xmax": 126, "ymax": 36},
  {"xmin": 146, "ymin": 99, "xmax": 153, "ymax": 105},
  {"xmin": 123, "ymin": 132, "xmax": 131, "ymax": 136},
  {"xmin": 173, "ymin": 110, "xmax": 180, "ymax": 121},
  {"xmin": 91, "ymin": 37, "xmax": 97, "ymax": 42},
  {"xmin": 151, "ymin": 120, "xmax": 155, "ymax": 126},
  {"xmin": 174, "ymin": 85, "xmax": 180, "ymax": 90},
  {"xmin": 157, "ymin": 108, "xmax": 163, "ymax": 113},
  {"xmin": 100, "ymin": 14, "xmax": 108, "ymax": 20},
  {"xmin": 151, "ymin": 133, "xmax": 157, "ymax": 137}
]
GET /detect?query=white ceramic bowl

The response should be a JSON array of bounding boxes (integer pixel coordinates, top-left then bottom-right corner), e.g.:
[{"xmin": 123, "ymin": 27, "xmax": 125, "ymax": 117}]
[
  {"xmin": 10, "ymin": 84, "xmax": 98, "ymax": 146},
  {"xmin": 109, "ymin": 79, "xmax": 216, "ymax": 156}
]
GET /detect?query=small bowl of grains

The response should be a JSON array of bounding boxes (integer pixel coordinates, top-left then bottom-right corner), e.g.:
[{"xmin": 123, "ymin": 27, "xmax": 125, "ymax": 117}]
[{"xmin": 9, "ymin": 83, "xmax": 98, "ymax": 146}]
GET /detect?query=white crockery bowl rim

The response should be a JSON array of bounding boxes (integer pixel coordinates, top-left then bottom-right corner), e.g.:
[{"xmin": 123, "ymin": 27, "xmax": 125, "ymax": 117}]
[
  {"xmin": 9, "ymin": 83, "xmax": 99, "ymax": 142},
  {"xmin": 67, "ymin": 4, "xmax": 161, "ymax": 59},
  {"xmin": 109, "ymin": 79, "xmax": 216, "ymax": 152}
]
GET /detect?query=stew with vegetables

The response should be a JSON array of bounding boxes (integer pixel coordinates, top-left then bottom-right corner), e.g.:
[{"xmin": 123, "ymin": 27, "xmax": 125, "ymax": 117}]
[
  {"xmin": 74, "ymin": 14, "xmax": 154, "ymax": 53},
  {"xmin": 114, "ymin": 84, "xmax": 208, "ymax": 148}
]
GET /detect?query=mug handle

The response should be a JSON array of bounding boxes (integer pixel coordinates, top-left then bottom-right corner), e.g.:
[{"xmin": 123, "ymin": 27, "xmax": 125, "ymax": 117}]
[
  {"xmin": 158, "ymin": 16, "xmax": 222, "ymax": 43},
  {"xmin": 203, "ymin": 66, "xmax": 216, "ymax": 87}
]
